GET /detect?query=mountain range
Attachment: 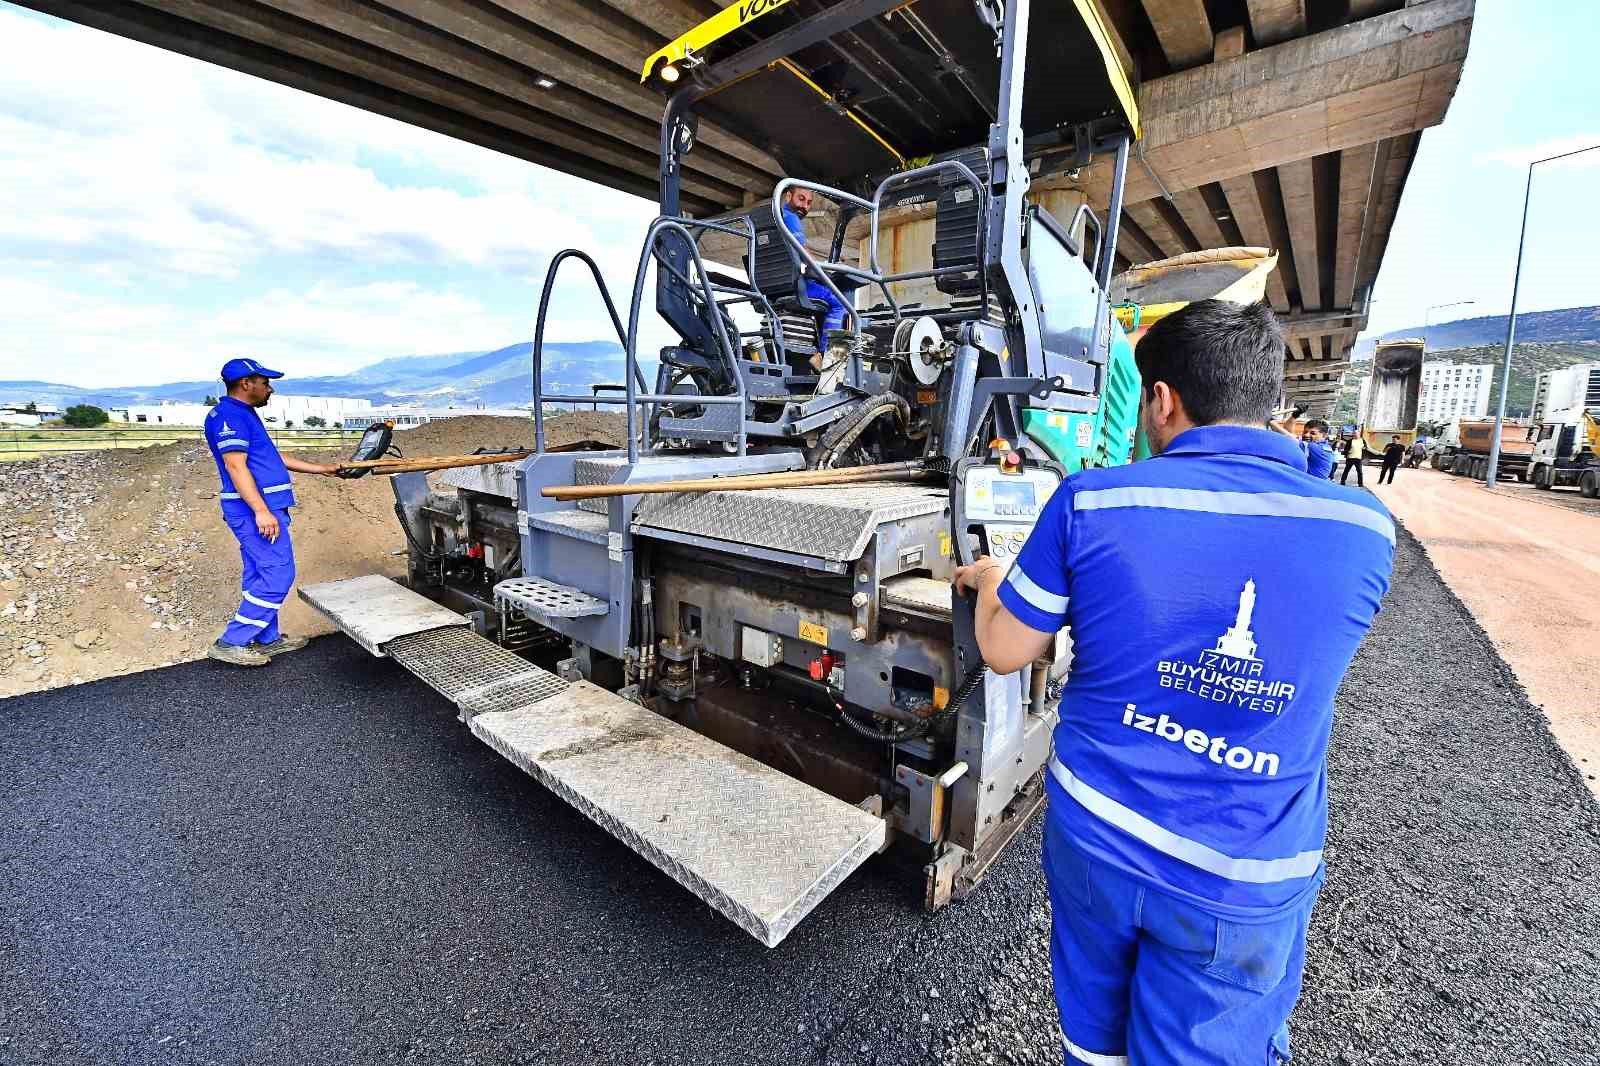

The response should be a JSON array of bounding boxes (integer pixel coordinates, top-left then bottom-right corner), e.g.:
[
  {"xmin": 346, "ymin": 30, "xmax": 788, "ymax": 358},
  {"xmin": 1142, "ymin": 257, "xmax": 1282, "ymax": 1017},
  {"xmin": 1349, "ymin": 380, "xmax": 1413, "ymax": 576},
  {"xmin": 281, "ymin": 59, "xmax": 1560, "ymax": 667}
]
[
  {"xmin": 1353, "ymin": 304, "xmax": 1600, "ymax": 357},
  {"xmin": 0, "ymin": 341, "xmax": 654, "ymax": 411}
]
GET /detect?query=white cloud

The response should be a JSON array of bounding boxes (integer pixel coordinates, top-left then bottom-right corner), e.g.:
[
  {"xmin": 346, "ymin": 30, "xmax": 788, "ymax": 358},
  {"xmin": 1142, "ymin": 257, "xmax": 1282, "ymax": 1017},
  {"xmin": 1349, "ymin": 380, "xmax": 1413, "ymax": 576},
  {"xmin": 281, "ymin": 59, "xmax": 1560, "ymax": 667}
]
[{"xmin": 0, "ymin": 5, "xmax": 670, "ymax": 384}]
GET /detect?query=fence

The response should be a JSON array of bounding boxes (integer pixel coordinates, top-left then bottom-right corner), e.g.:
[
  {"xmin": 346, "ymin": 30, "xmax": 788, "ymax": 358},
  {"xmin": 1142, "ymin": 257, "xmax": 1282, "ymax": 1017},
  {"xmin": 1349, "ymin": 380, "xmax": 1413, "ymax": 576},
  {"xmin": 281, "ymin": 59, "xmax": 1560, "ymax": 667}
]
[{"xmin": 0, "ymin": 426, "xmax": 360, "ymax": 462}]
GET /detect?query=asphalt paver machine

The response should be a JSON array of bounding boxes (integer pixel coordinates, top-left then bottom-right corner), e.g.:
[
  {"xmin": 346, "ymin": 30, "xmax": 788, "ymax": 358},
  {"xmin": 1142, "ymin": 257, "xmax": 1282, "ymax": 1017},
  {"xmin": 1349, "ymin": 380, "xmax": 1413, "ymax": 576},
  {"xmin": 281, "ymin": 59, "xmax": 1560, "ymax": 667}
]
[{"xmin": 305, "ymin": 0, "xmax": 1141, "ymax": 947}]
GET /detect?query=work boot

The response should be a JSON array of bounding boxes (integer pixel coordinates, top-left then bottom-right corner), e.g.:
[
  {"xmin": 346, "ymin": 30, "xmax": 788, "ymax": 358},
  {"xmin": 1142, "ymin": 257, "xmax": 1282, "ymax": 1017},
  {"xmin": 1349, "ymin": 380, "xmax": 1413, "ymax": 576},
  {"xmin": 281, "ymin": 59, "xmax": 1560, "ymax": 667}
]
[
  {"xmin": 812, "ymin": 329, "xmax": 859, "ymax": 393},
  {"xmin": 207, "ymin": 640, "xmax": 271, "ymax": 668},
  {"xmin": 254, "ymin": 634, "xmax": 310, "ymax": 656}
]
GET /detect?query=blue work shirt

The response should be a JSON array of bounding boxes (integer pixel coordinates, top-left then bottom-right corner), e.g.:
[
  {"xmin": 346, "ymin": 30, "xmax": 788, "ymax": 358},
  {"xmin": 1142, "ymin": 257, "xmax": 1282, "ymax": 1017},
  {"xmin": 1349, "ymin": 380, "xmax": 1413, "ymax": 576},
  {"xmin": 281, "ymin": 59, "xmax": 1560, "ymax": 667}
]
[
  {"xmin": 781, "ymin": 205, "xmax": 841, "ymax": 307},
  {"xmin": 1302, "ymin": 438, "xmax": 1335, "ymax": 479},
  {"xmin": 203, "ymin": 396, "xmax": 296, "ymax": 519},
  {"xmin": 998, "ymin": 425, "xmax": 1394, "ymax": 918}
]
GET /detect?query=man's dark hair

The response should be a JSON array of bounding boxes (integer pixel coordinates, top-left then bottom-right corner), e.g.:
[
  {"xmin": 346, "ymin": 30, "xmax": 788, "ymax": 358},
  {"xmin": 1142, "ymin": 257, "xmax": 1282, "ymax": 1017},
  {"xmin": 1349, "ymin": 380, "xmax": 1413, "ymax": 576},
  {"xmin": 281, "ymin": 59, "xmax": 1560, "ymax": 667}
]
[
  {"xmin": 1134, "ymin": 299, "xmax": 1285, "ymax": 426},
  {"xmin": 1305, "ymin": 418, "xmax": 1329, "ymax": 434}
]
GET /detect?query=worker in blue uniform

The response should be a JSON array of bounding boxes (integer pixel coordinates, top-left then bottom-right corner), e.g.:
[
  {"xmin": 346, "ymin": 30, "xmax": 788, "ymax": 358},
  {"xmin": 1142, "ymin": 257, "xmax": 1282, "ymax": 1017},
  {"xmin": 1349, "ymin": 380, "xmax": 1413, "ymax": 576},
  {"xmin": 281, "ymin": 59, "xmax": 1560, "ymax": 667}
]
[
  {"xmin": 779, "ymin": 185, "xmax": 865, "ymax": 369},
  {"xmin": 953, "ymin": 301, "xmax": 1394, "ymax": 1066},
  {"xmin": 203, "ymin": 358, "xmax": 344, "ymax": 667},
  {"xmin": 1273, "ymin": 415, "xmax": 1336, "ymax": 480}
]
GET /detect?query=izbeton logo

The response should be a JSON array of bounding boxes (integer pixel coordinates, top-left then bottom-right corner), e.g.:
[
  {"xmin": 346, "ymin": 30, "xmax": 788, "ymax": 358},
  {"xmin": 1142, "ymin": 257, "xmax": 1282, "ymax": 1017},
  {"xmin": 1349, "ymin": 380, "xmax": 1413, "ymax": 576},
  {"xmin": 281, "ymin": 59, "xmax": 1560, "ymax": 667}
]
[
  {"xmin": 1121, "ymin": 703, "xmax": 1280, "ymax": 777},
  {"xmin": 1155, "ymin": 579, "xmax": 1297, "ymax": 716}
]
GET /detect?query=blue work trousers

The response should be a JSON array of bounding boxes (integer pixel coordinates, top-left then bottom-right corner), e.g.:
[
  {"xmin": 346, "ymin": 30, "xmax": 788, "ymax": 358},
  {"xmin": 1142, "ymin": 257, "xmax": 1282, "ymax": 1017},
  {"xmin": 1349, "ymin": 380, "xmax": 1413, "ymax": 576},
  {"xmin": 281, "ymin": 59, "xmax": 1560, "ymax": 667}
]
[
  {"xmin": 1044, "ymin": 818, "xmax": 1316, "ymax": 1066},
  {"xmin": 220, "ymin": 509, "xmax": 296, "ymax": 646},
  {"xmin": 805, "ymin": 279, "xmax": 851, "ymax": 333}
]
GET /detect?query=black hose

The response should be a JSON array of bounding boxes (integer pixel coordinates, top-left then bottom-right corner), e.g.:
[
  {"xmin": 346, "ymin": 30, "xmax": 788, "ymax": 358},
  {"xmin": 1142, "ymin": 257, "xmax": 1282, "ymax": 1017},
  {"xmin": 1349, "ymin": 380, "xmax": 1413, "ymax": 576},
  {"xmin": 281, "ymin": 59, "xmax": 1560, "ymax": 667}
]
[
  {"xmin": 808, "ymin": 393, "xmax": 911, "ymax": 469},
  {"xmin": 952, "ymin": 661, "xmax": 987, "ymax": 709},
  {"xmin": 835, "ymin": 698, "xmax": 931, "ymax": 743},
  {"xmin": 394, "ymin": 500, "xmax": 441, "ymax": 563}
]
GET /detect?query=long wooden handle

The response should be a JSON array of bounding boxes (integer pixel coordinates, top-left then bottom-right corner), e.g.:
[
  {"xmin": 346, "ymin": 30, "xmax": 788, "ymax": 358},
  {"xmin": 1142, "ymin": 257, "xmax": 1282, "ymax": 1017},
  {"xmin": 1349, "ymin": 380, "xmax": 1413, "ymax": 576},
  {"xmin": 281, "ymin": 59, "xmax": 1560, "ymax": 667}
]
[
  {"xmin": 541, "ymin": 460, "xmax": 933, "ymax": 500},
  {"xmin": 353, "ymin": 452, "xmax": 533, "ymax": 476},
  {"xmin": 338, "ymin": 450, "xmax": 529, "ymax": 471}
]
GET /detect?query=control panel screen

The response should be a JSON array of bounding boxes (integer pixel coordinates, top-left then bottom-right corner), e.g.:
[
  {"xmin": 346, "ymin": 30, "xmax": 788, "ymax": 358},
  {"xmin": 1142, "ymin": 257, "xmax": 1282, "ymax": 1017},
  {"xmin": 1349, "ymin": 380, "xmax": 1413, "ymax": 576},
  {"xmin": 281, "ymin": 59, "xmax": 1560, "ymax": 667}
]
[{"xmin": 992, "ymin": 480, "xmax": 1036, "ymax": 512}]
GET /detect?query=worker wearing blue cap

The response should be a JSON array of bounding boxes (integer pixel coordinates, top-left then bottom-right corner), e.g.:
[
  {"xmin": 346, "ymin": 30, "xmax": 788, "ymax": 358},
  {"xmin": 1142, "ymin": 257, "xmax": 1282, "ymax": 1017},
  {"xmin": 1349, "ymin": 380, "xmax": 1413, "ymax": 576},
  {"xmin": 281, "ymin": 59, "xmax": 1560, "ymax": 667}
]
[{"xmin": 203, "ymin": 358, "xmax": 344, "ymax": 667}]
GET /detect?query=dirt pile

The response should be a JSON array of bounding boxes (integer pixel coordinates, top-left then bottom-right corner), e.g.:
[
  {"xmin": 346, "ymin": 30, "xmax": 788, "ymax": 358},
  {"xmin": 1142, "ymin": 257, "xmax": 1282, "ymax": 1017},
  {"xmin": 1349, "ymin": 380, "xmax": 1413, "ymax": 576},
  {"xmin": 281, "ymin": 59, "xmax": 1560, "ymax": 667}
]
[{"xmin": 0, "ymin": 413, "xmax": 624, "ymax": 697}]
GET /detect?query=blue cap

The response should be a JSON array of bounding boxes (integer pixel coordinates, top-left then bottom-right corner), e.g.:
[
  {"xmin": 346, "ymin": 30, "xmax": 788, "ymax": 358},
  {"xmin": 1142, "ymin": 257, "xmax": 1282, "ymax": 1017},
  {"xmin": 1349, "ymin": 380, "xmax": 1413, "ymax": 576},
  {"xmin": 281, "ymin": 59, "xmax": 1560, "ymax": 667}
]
[{"xmin": 220, "ymin": 357, "xmax": 284, "ymax": 383}]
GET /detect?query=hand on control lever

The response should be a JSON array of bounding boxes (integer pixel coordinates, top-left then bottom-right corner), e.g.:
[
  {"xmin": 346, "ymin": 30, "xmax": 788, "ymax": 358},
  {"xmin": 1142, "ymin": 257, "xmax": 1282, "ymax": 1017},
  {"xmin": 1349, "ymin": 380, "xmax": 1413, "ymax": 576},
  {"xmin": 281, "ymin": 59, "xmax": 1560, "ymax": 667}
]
[{"xmin": 952, "ymin": 555, "xmax": 1003, "ymax": 597}]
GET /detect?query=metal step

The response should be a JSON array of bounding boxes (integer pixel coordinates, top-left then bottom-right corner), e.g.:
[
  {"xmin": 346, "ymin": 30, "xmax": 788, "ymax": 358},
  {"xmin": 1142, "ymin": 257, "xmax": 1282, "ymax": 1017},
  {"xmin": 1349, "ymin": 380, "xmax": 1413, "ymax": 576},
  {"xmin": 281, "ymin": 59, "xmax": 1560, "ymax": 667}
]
[
  {"xmin": 494, "ymin": 576, "xmax": 609, "ymax": 624},
  {"xmin": 301, "ymin": 574, "xmax": 884, "ymax": 947},
  {"xmin": 470, "ymin": 681, "xmax": 886, "ymax": 947},
  {"xmin": 299, "ymin": 573, "xmax": 469, "ymax": 656}
]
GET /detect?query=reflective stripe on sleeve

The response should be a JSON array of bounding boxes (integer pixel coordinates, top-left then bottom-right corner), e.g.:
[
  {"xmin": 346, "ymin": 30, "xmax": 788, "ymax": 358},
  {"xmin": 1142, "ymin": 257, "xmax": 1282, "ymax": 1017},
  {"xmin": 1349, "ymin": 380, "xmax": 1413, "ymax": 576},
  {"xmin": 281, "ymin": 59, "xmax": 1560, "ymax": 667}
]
[
  {"xmin": 216, "ymin": 437, "xmax": 248, "ymax": 448},
  {"xmin": 1073, "ymin": 486, "xmax": 1394, "ymax": 545},
  {"xmin": 242, "ymin": 591, "xmax": 284, "ymax": 610},
  {"xmin": 1049, "ymin": 756, "xmax": 1322, "ymax": 885},
  {"xmin": 1061, "ymin": 1036, "xmax": 1128, "ymax": 1066},
  {"xmin": 1004, "ymin": 564, "xmax": 1068, "ymax": 614},
  {"xmin": 231, "ymin": 614, "xmax": 269, "ymax": 628}
]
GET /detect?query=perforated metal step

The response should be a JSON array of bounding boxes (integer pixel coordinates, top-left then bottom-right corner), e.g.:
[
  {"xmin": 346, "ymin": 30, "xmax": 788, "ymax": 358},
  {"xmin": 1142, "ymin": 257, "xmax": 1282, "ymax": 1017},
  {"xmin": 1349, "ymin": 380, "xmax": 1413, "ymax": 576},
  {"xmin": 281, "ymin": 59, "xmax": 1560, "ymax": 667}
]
[{"xmin": 494, "ymin": 576, "xmax": 609, "ymax": 624}]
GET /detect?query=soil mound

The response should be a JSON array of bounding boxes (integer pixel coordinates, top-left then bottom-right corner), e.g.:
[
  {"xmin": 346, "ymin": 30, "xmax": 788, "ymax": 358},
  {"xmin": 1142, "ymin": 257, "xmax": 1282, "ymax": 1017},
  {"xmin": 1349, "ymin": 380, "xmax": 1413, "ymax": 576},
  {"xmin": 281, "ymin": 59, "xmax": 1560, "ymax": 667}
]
[{"xmin": 0, "ymin": 413, "xmax": 624, "ymax": 696}]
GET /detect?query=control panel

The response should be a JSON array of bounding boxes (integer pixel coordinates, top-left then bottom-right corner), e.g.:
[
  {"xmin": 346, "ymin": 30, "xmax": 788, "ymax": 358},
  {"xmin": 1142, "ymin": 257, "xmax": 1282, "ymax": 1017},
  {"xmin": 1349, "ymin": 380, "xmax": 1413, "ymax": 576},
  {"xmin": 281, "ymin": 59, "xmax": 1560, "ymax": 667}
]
[{"xmin": 960, "ymin": 464, "xmax": 1061, "ymax": 560}]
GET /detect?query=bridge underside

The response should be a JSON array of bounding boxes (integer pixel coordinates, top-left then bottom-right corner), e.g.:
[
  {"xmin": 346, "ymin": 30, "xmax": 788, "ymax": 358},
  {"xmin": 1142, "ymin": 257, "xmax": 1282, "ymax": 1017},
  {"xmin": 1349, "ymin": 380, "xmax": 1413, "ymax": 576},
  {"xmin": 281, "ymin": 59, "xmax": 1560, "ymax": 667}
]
[{"xmin": 18, "ymin": 0, "xmax": 1473, "ymax": 415}]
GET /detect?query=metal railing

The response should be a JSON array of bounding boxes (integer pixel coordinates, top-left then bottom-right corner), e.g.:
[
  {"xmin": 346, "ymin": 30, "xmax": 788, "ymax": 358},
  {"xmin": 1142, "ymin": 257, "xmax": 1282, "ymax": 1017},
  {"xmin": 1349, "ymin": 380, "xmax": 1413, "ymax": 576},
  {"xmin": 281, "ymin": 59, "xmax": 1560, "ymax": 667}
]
[
  {"xmin": 531, "ymin": 216, "xmax": 762, "ymax": 462},
  {"xmin": 0, "ymin": 426, "xmax": 359, "ymax": 461}
]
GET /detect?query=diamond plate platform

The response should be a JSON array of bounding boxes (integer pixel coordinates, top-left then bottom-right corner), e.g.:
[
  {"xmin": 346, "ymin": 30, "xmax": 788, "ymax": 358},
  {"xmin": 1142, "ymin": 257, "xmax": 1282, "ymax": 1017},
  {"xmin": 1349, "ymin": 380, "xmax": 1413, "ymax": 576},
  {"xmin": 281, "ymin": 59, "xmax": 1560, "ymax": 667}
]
[
  {"xmin": 634, "ymin": 482, "xmax": 948, "ymax": 563},
  {"xmin": 438, "ymin": 460, "xmax": 522, "ymax": 499},
  {"xmin": 470, "ymin": 681, "xmax": 887, "ymax": 947},
  {"xmin": 299, "ymin": 574, "xmax": 469, "ymax": 656},
  {"xmin": 494, "ymin": 577, "xmax": 608, "ymax": 624}
]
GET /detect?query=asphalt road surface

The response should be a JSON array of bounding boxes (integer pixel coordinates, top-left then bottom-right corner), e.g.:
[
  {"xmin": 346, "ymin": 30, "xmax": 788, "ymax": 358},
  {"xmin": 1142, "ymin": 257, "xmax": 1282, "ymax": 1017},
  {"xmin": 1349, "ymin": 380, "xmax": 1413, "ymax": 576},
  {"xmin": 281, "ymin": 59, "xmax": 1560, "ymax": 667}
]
[
  {"xmin": 4, "ymin": 530, "xmax": 1598, "ymax": 1065},
  {"xmin": 1375, "ymin": 465, "xmax": 1600, "ymax": 799}
]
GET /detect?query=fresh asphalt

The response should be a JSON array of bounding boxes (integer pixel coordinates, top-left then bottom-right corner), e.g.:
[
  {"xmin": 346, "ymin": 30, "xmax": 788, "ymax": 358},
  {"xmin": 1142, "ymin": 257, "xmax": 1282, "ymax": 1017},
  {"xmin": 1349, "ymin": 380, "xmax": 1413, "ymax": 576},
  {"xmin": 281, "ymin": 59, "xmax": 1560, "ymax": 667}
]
[{"xmin": 3, "ymin": 530, "xmax": 1597, "ymax": 1065}]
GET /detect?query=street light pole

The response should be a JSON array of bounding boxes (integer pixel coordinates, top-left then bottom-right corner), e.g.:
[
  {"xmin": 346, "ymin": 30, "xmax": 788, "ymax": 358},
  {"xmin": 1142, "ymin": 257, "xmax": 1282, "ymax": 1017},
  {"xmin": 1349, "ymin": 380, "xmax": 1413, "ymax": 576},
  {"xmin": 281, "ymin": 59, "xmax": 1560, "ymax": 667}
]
[{"xmin": 1487, "ymin": 143, "xmax": 1600, "ymax": 486}]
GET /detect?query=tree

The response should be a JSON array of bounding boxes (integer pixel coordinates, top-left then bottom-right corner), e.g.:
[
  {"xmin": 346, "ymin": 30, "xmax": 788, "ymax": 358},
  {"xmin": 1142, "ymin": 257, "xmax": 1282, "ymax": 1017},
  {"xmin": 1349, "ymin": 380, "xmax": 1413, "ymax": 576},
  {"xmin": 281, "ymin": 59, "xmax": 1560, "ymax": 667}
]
[
  {"xmin": 203, "ymin": 395, "xmax": 218, "ymax": 406},
  {"xmin": 23, "ymin": 402, "xmax": 37, "ymax": 413},
  {"xmin": 302, "ymin": 415, "xmax": 326, "ymax": 428},
  {"xmin": 62, "ymin": 404, "xmax": 108, "ymax": 428}
]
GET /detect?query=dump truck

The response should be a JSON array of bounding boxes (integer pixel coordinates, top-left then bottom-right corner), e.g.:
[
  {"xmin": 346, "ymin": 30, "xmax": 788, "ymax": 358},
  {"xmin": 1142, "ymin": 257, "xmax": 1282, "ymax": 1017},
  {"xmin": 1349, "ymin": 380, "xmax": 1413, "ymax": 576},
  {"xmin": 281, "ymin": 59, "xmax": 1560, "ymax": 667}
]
[
  {"xmin": 1361, "ymin": 339, "xmax": 1425, "ymax": 452},
  {"xmin": 1437, "ymin": 418, "xmax": 1535, "ymax": 481},
  {"xmin": 300, "ymin": 0, "xmax": 1144, "ymax": 946},
  {"xmin": 1529, "ymin": 407, "xmax": 1600, "ymax": 495}
]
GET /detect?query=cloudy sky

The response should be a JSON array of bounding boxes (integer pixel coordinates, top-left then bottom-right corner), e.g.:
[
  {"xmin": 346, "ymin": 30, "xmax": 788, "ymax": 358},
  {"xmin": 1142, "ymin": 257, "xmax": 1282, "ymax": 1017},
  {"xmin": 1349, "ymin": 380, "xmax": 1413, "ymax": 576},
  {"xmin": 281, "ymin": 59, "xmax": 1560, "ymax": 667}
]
[{"xmin": 0, "ymin": 0, "xmax": 1595, "ymax": 388}]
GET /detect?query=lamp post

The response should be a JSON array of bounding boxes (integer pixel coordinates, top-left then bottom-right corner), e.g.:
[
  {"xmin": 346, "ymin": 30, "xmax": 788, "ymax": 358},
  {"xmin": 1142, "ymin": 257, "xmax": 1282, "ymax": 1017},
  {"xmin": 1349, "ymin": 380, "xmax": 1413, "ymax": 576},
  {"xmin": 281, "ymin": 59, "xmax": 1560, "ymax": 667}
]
[
  {"xmin": 1423, "ymin": 300, "xmax": 1474, "ymax": 429},
  {"xmin": 1487, "ymin": 144, "xmax": 1600, "ymax": 486}
]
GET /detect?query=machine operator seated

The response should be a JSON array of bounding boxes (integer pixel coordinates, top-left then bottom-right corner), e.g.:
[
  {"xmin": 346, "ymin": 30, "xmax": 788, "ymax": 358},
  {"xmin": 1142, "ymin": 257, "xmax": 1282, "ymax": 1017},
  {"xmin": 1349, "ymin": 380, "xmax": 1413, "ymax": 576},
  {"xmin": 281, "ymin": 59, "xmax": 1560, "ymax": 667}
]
[{"xmin": 779, "ymin": 185, "xmax": 865, "ymax": 368}]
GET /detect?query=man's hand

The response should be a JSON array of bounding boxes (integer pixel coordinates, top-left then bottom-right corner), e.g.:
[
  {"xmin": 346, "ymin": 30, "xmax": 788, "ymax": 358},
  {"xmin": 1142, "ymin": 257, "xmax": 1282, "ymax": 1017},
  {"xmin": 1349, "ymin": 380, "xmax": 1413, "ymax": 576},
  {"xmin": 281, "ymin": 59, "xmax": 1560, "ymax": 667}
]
[
  {"xmin": 952, "ymin": 556, "xmax": 1005, "ymax": 596},
  {"xmin": 254, "ymin": 509, "xmax": 281, "ymax": 543}
]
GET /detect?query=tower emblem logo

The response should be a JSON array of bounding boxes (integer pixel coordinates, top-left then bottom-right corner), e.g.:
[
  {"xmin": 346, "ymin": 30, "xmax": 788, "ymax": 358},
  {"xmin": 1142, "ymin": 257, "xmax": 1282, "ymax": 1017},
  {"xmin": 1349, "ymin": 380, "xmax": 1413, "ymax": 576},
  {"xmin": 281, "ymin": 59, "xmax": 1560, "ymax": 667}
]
[{"xmin": 1213, "ymin": 579, "xmax": 1260, "ymax": 661}]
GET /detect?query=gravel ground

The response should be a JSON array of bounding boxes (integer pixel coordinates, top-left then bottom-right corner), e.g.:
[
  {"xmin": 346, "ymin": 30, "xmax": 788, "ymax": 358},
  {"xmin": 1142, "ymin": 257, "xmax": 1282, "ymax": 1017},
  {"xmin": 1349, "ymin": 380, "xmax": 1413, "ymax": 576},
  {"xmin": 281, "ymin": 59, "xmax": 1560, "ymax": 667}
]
[{"xmin": 3, "ymin": 529, "xmax": 1597, "ymax": 1065}]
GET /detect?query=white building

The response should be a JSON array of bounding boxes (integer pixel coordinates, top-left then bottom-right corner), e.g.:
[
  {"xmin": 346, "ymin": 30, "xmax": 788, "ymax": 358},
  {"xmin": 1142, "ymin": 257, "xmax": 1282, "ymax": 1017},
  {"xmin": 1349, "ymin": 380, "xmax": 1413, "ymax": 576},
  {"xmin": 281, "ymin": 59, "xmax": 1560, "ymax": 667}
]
[
  {"xmin": 117, "ymin": 395, "xmax": 371, "ymax": 427},
  {"xmin": 1531, "ymin": 362, "xmax": 1600, "ymax": 423},
  {"xmin": 0, "ymin": 401, "xmax": 59, "ymax": 427},
  {"xmin": 1417, "ymin": 361, "xmax": 1492, "ymax": 423},
  {"xmin": 343, "ymin": 405, "xmax": 532, "ymax": 430}
]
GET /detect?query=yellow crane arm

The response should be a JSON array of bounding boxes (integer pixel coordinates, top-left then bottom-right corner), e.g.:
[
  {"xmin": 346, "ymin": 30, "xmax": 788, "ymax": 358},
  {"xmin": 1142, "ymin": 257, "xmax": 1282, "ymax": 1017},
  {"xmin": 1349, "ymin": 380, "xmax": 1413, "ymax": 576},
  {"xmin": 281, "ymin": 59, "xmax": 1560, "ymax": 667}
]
[{"xmin": 642, "ymin": 0, "xmax": 795, "ymax": 82}]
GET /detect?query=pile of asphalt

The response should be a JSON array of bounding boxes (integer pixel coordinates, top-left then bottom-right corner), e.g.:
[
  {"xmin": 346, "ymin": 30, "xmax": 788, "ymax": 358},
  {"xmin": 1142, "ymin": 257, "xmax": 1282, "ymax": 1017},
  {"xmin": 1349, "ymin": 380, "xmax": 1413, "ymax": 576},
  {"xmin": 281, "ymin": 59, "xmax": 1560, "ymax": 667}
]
[{"xmin": 2, "ymin": 530, "xmax": 1596, "ymax": 1064}]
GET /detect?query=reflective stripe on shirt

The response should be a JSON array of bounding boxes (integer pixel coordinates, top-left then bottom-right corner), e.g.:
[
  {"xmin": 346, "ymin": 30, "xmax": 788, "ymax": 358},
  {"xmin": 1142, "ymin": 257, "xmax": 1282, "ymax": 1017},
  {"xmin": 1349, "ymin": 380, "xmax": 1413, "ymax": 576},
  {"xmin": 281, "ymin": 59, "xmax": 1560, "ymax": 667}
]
[
  {"xmin": 1050, "ymin": 756, "xmax": 1323, "ymax": 884},
  {"xmin": 1073, "ymin": 485, "xmax": 1394, "ymax": 545}
]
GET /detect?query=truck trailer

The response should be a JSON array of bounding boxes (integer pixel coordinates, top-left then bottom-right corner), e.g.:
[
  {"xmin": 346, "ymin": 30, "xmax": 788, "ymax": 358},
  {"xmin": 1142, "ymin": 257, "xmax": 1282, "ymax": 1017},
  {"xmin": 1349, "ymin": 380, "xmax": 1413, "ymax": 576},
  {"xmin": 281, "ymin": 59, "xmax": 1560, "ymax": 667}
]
[
  {"xmin": 1361, "ymin": 339, "xmax": 1425, "ymax": 451},
  {"xmin": 297, "ymin": 0, "xmax": 1146, "ymax": 946},
  {"xmin": 1436, "ymin": 418, "xmax": 1535, "ymax": 481}
]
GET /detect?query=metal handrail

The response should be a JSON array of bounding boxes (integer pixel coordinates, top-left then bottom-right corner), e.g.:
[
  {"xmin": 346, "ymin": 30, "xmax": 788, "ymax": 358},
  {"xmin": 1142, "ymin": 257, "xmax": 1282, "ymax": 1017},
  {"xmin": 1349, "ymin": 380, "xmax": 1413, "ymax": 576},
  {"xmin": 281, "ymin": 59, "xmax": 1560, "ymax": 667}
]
[
  {"xmin": 771, "ymin": 158, "xmax": 991, "ymax": 328},
  {"xmin": 624, "ymin": 216, "xmax": 754, "ymax": 460},
  {"xmin": 531, "ymin": 248, "xmax": 638, "ymax": 454}
]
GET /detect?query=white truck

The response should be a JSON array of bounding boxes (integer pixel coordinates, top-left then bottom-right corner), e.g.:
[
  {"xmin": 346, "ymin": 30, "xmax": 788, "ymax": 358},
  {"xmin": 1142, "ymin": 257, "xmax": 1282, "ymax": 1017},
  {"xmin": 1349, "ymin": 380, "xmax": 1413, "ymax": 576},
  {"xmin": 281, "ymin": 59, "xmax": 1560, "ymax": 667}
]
[{"xmin": 1528, "ymin": 363, "xmax": 1600, "ymax": 496}]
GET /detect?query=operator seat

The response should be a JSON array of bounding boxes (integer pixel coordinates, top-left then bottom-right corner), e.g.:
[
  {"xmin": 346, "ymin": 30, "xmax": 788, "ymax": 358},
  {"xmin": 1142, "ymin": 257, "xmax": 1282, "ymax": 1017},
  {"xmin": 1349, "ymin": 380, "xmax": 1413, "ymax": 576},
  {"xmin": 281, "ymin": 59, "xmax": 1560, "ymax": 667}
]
[{"xmin": 746, "ymin": 204, "xmax": 829, "ymax": 364}]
